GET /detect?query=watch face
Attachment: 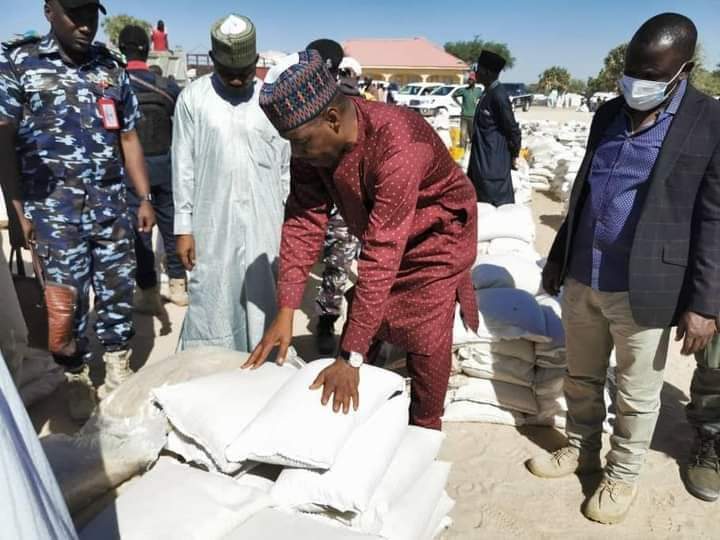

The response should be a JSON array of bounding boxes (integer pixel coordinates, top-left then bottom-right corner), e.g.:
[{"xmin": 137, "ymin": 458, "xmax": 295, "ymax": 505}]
[{"xmin": 349, "ymin": 352, "xmax": 364, "ymax": 368}]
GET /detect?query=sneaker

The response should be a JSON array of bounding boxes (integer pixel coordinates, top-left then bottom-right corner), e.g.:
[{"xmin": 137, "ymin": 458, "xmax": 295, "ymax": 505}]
[
  {"xmin": 97, "ymin": 349, "xmax": 133, "ymax": 400},
  {"xmin": 65, "ymin": 365, "xmax": 97, "ymax": 423},
  {"xmin": 168, "ymin": 278, "xmax": 189, "ymax": 307},
  {"xmin": 316, "ymin": 315, "xmax": 338, "ymax": 356},
  {"xmin": 685, "ymin": 432, "xmax": 720, "ymax": 502},
  {"xmin": 133, "ymin": 285, "xmax": 163, "ymax": 315},
  {"xmin": 583, "ymin": 477, "xmax": 638, "ymax": 524},
  {"xmin": 526, "ymin": 446, "xmax": 602, "ymax": 478}
]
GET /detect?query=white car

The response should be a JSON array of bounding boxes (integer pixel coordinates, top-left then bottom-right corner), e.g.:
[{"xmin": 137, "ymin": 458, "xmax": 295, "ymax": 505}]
[
  {"xmin": 393, "ymin": 83, "xmax": 444, "ymax": 107},
  {"xmin": 407, "ymin": 84, "xmax": 468, "ymax": 118}
]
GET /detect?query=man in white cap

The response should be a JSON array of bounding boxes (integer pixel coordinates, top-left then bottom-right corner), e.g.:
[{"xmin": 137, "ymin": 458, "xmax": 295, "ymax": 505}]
[{"xmin": 172, "ymin": 14, "xmax": 290, "ymax": 352}]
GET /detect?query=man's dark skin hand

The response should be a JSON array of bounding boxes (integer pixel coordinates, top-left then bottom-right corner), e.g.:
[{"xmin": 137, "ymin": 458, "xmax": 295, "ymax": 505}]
[
  {"xmin": 542, "ymin": 260, "xmax": 563, "ymax": 297},
  {"xmin": 176, "ymin": 234, "xmax": 196, "ymax": 271},
  {"xmin": 676, "ymin": 311, "xmax": 717, "ymax": 356},
  {"xmin": 309, "ymin": 359, "xmax": 360, "ymax": 414}
]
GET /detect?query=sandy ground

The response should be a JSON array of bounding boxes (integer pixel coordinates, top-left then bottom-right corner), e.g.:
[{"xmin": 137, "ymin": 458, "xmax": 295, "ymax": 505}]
[{"xmin": 10, "ymin": 105, "xmax": 718, "ymax": 538}]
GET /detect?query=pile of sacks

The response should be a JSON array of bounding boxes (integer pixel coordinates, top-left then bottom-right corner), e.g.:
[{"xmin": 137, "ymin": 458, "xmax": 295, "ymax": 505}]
[
  {"xmin": 510, "ymin": 157, "xmax": 533, "ymax": 206},
  {"xmin": 521, "ymin": 121, "xmax": 590, "ymax": 211},
  {"xmin": 78, "ymin": 350, "xmax": 453, "ymax": 540},
  {"xmin": 445, "ymin": 203, "xmax": 569, "ymax": 428}
]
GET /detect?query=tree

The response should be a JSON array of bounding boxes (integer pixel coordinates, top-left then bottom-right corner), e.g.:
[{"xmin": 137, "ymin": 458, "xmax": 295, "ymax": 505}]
[
  {"xmin": 537, "ymin": 66, "xmax": 571, "ymax": 93},
  {"xmin": 444, "ymin": 37, "xmax": 515, "ymax": 70},
  {"xmin": 587, "ymin": 43, "xmax": 627, "ymax": 93},
  {"xmin": 693, "ymin": 68, "xmax": 720, "ymax": 96},
  {"xmin": 684, "ymin": 43, "xmax": 720, "ymax": 96},
  {"xmin": 101, "ymin": 14, "xmax": 152, "ymax": 46},
  {"xmin": 568, "ymin": 78, "xmax": 588, "ymax": 95}
]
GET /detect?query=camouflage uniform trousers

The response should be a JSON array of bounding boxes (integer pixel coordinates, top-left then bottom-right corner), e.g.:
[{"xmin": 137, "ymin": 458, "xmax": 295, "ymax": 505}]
[
  {"xmin": 316, "ymin": 210, "xmax": 360, "ymax": 317},
  {"xmin": 687, "ymin": 334, "xmax": 720, "ymax": 437},
  {"xmin": 29, "ymin": 185, "xmax": 136, "ymax": 369}
]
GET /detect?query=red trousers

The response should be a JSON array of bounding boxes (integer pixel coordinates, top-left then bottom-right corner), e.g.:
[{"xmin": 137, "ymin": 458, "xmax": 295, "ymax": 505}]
[{"xmin": 364, "ymin": 318, "xmax": 453, "ymax": 431}]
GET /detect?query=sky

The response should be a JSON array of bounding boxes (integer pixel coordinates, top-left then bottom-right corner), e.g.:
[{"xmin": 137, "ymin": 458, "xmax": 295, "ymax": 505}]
[{"xmin": 2, "ymin": 0, "xmax": 719, "ymax": 83}]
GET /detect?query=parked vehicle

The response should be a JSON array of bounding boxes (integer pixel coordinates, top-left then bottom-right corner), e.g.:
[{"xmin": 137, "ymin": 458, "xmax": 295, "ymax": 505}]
[
  {"xmin": 408, "ymin": 84, "xmax": 465, "ymax": 118},
  {"xmin": 503, "ymin": 83, "xmax": 533, "ymax": 111},
  {"xmin": 393, "ymin": 82, "xmax": 444, "ymax": 107}
]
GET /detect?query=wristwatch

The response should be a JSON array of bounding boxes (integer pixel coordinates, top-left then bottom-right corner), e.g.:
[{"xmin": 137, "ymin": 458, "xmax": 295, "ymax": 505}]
[
  {"xmin": 140, "ymin": 193, "xmax": 153, "ymax": 202},
  {"xmin": 340, "ymin": 349, "xmax": 364, "ymax": 368}
]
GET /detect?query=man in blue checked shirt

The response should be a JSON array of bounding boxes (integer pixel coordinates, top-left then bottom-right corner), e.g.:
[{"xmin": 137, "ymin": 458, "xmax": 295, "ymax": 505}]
[
  {"xmin": 527, "ymin": 13, "xmax": 720, "ymax": 524},
  {"xmin": 0, "ymin": 0, "xmax": 155, "ymax": 422}
]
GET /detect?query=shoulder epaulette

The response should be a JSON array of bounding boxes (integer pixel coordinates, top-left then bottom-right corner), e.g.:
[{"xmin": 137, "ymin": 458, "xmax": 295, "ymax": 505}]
[
  {"xmin": 1, "ymin": 34, "xmax": 41, "ymax": 52},
  {"xmin": 93, "ymin": 41, "xmax": 127, "ymax": 67}
]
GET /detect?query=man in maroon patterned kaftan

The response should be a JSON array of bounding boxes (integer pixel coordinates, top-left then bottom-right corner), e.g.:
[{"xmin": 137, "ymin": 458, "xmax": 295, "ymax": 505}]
[{"xmin": 244, "ymin": 50, "xmax": 478, "ymax": 430}]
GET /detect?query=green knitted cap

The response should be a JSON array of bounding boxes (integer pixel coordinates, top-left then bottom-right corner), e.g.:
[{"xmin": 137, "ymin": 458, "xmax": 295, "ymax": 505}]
[{"xmin": 210, "ymin": 14, "xmax": 257, "ymax": 69}]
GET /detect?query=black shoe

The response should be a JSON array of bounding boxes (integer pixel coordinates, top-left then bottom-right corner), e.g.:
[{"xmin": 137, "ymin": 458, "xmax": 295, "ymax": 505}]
[
  {"xmin": 316, "ymin": 315, "xmax": 338, "ymax": 356},
  {"xmin": 685, "ymin": 432, "xmax": 720, "ymax": 502}
]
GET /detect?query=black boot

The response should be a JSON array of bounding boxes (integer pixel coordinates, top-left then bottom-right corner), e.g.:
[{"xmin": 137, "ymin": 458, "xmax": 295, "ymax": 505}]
[
  {"xmin": 685, "ymin": 430, "xmax": 720, "ymax": 502},
  {"xmin": 316, "ymin": 315, "xmax": 338, "ymax": 356}
]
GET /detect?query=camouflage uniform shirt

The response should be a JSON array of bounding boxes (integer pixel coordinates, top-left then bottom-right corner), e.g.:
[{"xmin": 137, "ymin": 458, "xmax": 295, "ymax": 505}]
[{"xmin": 0, "ymin": 33, "xmax": 140, "ymax": 221}]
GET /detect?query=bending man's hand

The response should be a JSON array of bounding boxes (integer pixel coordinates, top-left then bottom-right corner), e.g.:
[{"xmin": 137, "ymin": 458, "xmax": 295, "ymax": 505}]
[
  {"xmin": 676, "ymin": 311, "xmax": 718, "ymax": 356},
  {"xmin": 243, "ymin": 307, "xmax": 294, "ymax": 369},
  {"xmin": 309, "ymin": 358, "xmax": 360, "ymax": 414}
]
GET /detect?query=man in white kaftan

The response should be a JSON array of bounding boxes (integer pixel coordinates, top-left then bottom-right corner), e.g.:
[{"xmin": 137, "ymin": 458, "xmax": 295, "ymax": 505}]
[
  {"xmin": 0, "ymin": 350, "xmax": 77, "ymax": 540},
  {"xmin": 172, "ymin": 14, "xmax": 290, "ymax": 352}
]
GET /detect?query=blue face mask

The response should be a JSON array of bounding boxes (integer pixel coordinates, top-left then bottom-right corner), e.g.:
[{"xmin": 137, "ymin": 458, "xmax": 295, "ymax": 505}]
[{"xmin": 619, "ymin": 63, "xmax": 686, "ymax": 112}]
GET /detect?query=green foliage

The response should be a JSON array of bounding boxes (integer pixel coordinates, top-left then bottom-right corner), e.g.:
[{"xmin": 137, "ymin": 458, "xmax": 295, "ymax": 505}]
[
  {"xmin": 537, "ymin": 66, "xmax": 571, "ymax": 92},
  {"xmin": 587, "ymin": 43, "xmax": 627, "ymax": 93},
  {"xmin": 568, "ymin": 78, "xmax": 588, "ymax": 95},
  {"xmin": 444, "ymin": 37, "xmax": 515, "ymax": 70},
  {"xmin": 684, "ymin": 44, "xmax": 720, "ymax": 96},
  {"xmin": 101, "ymin": 14, "xmax": 152, "ymax": 46},
  {"xmin": 692, "ymin": 68, "xmax": 720, "ymax": 96}
]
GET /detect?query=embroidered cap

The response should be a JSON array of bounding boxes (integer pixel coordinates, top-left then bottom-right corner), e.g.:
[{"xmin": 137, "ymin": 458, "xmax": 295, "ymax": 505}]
[{"xmin": 259, "ymin": 49, "xmax": 339, "ymax": 133}]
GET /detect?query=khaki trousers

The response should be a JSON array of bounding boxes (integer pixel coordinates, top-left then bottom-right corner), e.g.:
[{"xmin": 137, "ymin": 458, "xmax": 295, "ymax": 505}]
[{"xmin": 562, "ymin": 278, "xmax": 670, "ymax": 481}]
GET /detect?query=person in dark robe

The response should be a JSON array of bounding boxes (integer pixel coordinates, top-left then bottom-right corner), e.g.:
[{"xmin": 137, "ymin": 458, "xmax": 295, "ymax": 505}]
[{"xmin": 467, "ymin": 50, "xmax": 522, "ymax": 206}]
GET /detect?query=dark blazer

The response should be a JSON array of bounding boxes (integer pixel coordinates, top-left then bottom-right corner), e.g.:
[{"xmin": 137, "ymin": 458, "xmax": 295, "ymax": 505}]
[{"xmin": 548, "ymin": 84, "xmax": 720, "ymax": 327}]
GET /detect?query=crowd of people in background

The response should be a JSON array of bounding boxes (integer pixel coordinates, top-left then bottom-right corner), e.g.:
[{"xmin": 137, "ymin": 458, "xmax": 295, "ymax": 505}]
[{"xmin": 1, "ymin": 0, "xmax": 720, "ymax": 530}]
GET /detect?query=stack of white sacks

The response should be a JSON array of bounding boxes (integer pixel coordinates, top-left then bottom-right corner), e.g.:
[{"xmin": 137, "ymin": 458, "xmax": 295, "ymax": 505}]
[
  {"xmin": 80, "ymin": 356, "xmax": 454, "ymax": 540},
  {"xmin": 521, "ymin": 120, "xmax": 590, "ymax": 213},
  {"xmin": 445, "ymin": 202, "xmax": 569, "ymax": 428},
  {"xmin": 510, "ymin": 158, "xmax": 533, "ymax": 206}
]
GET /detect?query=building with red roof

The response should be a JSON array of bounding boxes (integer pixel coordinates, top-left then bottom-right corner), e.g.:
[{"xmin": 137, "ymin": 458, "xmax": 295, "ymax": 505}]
[{"xmin": 342, "ymin": 37, "xmax": 469, "ymax": 86}]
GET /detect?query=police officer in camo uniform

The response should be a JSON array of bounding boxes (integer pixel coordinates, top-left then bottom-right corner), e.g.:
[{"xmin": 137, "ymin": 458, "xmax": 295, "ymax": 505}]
[
  {"xmin": 0, "ymin": 0, "xmax": 155, "ymax": 422},
  {"xmin": 306, "ymin": 38, "xmax": 361, "ymax": 355}
]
